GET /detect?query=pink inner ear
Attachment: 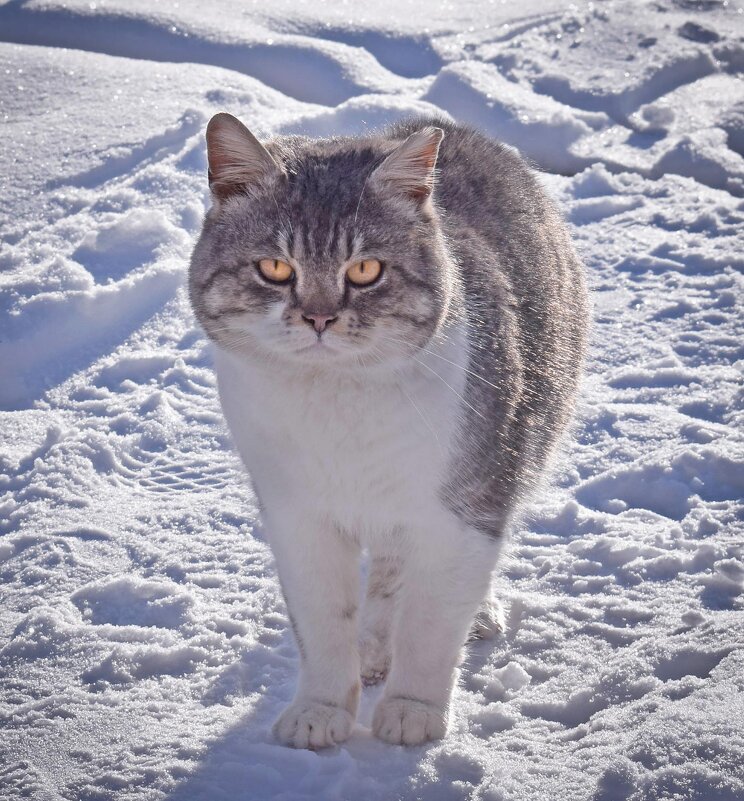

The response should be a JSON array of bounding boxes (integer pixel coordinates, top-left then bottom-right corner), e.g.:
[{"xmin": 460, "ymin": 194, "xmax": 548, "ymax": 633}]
[
  {"xmin": 205, "ymin": 113, "xmax": 281, "ymax": 199},
  {"xmin": 416, "ymin": 141, "xmax": 439, "ymax": 179},
  {"xmin": 373, "ymin": 127, "xmax": 444, "ymax": 202},
  {"xmin": 406, "ymin": 144, "xmax": 438, "ymax": 199}
]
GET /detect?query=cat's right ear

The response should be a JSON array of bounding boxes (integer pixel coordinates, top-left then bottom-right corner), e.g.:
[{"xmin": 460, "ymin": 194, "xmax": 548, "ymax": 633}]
[
  {"xmin": 206, "ymin": 113, "xmax": 284, "ymax": 202},
  {"xmin": 369, "ymin": 126, "xmax": 444, "ymax": 206}
]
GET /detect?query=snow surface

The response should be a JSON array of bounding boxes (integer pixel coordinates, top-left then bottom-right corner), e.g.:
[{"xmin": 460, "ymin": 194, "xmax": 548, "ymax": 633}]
[{"xmin": 1, "ymin": 1, "xmax": 744, "ymax": 799}]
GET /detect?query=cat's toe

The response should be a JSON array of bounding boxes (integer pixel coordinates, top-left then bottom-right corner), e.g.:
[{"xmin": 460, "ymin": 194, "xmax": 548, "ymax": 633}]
[
  {"xmin": 359, "ymin": 635, "xmax": 391, "ymax": 686},
  {"xmin": 273, "ymin": 701, "xmax": 354, "ymax": 749},
  {"xmin": 372, "ymin": 697, "xmax": 447, "ymax": 746}
]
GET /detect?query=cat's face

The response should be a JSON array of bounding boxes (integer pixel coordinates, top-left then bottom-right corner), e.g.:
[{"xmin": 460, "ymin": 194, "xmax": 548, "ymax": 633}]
[{"xmin": 189, "ymin": 114, "xmax": 453, "ymax": 370}]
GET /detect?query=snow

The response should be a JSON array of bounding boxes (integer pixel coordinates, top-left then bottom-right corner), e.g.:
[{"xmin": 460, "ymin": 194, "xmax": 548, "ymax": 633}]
[{"xmin": 1, "ymin": 0, "xmax": 743, "ymax": 799}]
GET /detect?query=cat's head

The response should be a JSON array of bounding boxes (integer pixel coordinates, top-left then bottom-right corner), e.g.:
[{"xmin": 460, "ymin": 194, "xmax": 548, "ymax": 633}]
[{"xmin": 189, "ymin": 113, "xmax": 455, "ymax": 370}]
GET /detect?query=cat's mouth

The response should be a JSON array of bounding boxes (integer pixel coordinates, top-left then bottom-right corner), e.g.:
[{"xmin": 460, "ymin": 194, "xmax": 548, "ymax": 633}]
[{"xmin": 294, "ymin": 338, "xmax": 342, "ymax": 357}]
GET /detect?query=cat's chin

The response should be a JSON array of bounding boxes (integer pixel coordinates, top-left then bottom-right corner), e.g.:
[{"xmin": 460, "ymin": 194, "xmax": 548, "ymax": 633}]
[
  {"xmin": 286, "ymin": 338, "xmax": 421, "ymax": 373},
  {"xmin": 218, "ymin": 333, "xmax": 419, "ymax": 375},
  {"xmin": 279, "ymin": 342, "xmax": 404, "ymax": 374},
  {"xmin": 225, "ymin": 339, "xmax": 372, "ymax": 371},
  {"xmin": 284, "ymin": 345, "xmax": 376, "ymax": 371}
]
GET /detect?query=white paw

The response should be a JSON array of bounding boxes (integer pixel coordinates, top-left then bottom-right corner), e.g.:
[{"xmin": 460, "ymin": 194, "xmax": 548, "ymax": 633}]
[
  {"xmin": 468, "ymin": 596, "xmax": 505, "ymax": 641},
  {"xmin": 273, "ymin": 700, "xmax": 354, "ymax": 749},
  {"xmin": 372, "ymin": 697, "xmax": 447, "ymax": 745},
  {"xmin": 360, "ymin": 634, "xmax": 391, "ymax": 686}
]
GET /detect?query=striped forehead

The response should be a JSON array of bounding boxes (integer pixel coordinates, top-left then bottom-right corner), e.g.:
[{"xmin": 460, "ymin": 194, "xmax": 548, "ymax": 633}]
[
  {"xmin": 280, "ymin": 149, "xmax": 372, "ymax": 267},
  {"xmin": 287, "ymin": 217, "xmax": 358, "ymax": 268}
]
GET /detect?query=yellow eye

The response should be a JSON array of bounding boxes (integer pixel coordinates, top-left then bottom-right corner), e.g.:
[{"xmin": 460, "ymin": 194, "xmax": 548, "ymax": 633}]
[
  {"xmin": 257, "ymin": 258, "xmax": 294, "ymax": 284},
  {"xmin": 346, "ymin": 259, "xmax": 382, "ymax": 286}
]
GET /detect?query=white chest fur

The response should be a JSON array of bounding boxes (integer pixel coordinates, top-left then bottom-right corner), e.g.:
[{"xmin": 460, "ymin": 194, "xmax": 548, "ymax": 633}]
[{"xmin": 214, "ymin": 339, "xmax": 467, "ymax": 539}]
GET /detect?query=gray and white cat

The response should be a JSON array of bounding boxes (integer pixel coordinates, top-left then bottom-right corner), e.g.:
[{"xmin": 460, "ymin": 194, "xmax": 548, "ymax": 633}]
[{"xmin": 189, "ymin": 113, "xmax": 588, "ymax": 748}]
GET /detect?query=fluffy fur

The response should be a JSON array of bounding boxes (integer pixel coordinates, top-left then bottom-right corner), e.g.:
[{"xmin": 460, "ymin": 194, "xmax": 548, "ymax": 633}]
[{"xmin": 189, "ymin": 114, "xmax": 589, "ymax": 748}]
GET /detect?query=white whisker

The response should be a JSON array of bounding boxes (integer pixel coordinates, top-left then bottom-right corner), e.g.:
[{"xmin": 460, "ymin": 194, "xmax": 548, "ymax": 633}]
[
  {"xmin": 412, "ymin": 356, "xmax": 486, "ymax": 421},
  {"xmin": 379, "ymin": 333, "xmax": 501, "ymax": 393},
  {"xmin": 353, "ymin": 153, "xmax": 387, "ymax": 226},
  {"xmin": 399, "ymin": 382, "xmax": 442, "ymax": 453}
]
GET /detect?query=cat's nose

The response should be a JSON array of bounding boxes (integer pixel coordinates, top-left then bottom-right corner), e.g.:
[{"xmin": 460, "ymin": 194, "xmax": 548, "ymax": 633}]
[{"xmin": 301, "ymin": 312, "xmax": 338, "ymax": 334}]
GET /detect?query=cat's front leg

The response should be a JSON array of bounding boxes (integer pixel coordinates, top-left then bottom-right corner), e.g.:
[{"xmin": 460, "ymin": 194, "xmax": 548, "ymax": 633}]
[
  {"xmin": 267, "ymin": 512, "xmax": 361, "ymax": 749},
  {"xmin": 372, "ymin": 521, "xmax": 499, "ymax": 746}
]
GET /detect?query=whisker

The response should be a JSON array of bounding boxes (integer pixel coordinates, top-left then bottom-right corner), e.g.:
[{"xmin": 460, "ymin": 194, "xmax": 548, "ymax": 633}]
[
  {"xmin": 412, "ymin": 356, "xmax": 486, "ymax": 421},
  {"xmin": 206, "ymin": 326, "xmax": 248, "ymax": 335},
  {"xmin": 378, "ymin": 333, "xmax": 501, "ymax": 393},
  {"xmin": 399, "ymin": 382, "xmax": 442, "ymax": 452},
  {"xmin": 353, "ymin": 153, "xmax": 387, "ymax": 226}
]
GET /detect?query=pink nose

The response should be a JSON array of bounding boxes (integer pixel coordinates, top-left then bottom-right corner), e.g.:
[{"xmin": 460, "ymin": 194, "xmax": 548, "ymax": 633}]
[{"xmin": 301, "ymin": 313, "xmax": 338, "ymax": 334}]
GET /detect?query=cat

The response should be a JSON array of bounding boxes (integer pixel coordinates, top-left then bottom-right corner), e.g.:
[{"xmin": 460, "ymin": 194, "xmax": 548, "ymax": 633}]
[{"xmin": 189, "ymin": 112, "xmax": 589, "ymax": 748}]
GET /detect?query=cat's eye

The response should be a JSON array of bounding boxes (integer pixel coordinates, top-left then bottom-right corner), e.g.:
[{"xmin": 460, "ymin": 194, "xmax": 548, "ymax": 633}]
[
  {"xmin": 346, "ymin": 259, "xmax": 383, "ymax": 286},
  {"xmin": 257, "ymin": 258, "xmax": 294, "ymax": 284}
]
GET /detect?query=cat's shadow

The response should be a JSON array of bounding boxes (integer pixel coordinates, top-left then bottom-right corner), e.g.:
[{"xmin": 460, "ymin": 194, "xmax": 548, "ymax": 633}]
[
  {"xmin": 165, "ymin": 631, "xmax": 425, "ymax": 800},
  {"xmin": 165, "ymin": 622, "xmax": 508, "ymax": 800}
]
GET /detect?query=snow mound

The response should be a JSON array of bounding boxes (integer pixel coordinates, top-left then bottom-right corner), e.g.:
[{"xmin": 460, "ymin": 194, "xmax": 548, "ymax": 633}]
[{"xmin": 72, "ymin": 576, "xmax": 195, "ymax": 629}]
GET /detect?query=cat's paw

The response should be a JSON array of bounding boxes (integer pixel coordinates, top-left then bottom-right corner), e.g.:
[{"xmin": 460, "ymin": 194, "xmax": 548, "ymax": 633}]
[
  {"xmin": 359, "ymin": 634, "xmax": 391, "ymax": 686},
  {"xmin": 372, "ymin": 697, "xmax": 447, "ymax": 745},
  {"xmin": 273, "ymin": 700, "xmax": 354, "ymax": 749}
]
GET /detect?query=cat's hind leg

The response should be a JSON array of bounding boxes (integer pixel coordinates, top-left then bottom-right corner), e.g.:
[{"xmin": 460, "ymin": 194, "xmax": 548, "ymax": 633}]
[
  {"xmin": 468, "ymin": 590, "xmax": 506, "ymax": 641},
  {"xmin": 359, "ymin": 556, "xmax": 401, "ymax": 686}
]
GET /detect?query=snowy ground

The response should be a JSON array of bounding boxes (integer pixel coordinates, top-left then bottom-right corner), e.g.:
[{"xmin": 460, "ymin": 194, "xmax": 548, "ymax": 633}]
[{"xmin": 1, "ymin": 1, "xmax": 744, "ymax": 799}]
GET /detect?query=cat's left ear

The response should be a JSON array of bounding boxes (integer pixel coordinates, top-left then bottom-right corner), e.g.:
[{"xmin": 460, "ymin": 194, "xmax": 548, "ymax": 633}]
[
  {"xmin": 206, "ymin": 113, "xmax": 284, "ymax": 202},
  {"xmin": 370, "ymin": 126, "xmax": 444, "ymax": 205}
]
